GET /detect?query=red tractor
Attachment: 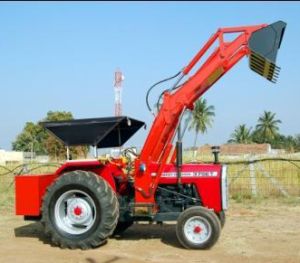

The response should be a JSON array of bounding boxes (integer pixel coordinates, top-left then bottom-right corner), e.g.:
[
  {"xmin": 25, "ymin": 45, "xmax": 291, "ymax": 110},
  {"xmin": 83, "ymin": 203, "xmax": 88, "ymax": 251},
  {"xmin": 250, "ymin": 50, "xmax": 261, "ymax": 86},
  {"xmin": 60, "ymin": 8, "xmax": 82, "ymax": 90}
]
[{"xmin": 15, "ymin": 21, "xmax": 286, "ymax": 249}]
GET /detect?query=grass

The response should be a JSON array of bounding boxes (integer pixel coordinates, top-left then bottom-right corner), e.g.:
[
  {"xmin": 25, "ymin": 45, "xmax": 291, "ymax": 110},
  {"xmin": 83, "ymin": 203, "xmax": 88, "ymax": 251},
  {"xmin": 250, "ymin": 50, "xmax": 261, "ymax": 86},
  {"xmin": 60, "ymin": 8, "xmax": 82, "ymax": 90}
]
[{"xmin": 0, "ymin": 174, "xmax": 15, "ymax": 214}]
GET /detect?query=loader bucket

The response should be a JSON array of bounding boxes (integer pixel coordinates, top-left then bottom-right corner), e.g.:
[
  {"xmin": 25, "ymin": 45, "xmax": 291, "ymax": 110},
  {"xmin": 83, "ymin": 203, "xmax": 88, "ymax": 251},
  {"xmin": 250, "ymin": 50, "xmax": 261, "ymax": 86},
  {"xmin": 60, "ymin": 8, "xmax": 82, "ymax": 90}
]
[{"xmin": 249, "ymin": 21, "xmax": 286, "ymax": 83}]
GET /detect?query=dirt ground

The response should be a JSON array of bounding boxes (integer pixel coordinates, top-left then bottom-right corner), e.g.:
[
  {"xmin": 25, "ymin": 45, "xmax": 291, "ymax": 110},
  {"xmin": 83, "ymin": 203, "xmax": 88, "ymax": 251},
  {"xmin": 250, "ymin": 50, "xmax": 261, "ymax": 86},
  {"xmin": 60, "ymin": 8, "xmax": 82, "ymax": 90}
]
[{"xmin": 1, "ymin": 199, "xmax": 300, "ymax": 263}]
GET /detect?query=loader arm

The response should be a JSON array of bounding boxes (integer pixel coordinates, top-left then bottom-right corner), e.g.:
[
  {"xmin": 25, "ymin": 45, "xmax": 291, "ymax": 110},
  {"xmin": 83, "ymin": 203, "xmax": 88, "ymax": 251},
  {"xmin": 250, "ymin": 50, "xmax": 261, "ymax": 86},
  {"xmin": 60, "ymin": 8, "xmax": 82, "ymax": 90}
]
[{"xmin": 135, "ymin": 21, "xmax": 286, "ymax": 204}]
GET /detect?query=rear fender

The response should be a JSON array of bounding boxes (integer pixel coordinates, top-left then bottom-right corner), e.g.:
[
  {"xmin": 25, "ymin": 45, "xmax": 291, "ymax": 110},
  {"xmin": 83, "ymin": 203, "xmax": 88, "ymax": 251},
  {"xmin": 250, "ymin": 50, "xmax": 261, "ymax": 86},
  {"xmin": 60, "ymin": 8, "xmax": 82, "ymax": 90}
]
[{"xmin": 56, "ymin": 160, "xmax": 116, "ymax": 191}]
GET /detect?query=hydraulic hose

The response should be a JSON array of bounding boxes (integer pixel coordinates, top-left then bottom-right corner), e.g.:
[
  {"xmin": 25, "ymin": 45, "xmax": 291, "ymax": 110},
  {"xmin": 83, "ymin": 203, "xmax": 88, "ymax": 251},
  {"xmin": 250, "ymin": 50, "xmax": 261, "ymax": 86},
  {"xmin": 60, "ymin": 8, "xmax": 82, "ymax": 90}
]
[
  {"xmin": 156, "ymin": 80, "xmax": 187, "ymax": 112},
  {"xmin": 146, "ymin": 71, "xmax": 181, "ymax": 113}
]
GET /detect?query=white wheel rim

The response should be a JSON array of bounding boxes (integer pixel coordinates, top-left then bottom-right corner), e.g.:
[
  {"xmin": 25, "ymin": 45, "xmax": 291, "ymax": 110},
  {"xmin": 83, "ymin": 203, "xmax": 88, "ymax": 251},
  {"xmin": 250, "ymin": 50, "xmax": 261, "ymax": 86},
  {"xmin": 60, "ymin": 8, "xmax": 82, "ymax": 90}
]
[
  {"xmin": 54, "ymin": 190, "xmax": 97, "ymax": 235},
  {"xmin": 183, "ymin": 216, "xmax": 212, "ymax": 245}
]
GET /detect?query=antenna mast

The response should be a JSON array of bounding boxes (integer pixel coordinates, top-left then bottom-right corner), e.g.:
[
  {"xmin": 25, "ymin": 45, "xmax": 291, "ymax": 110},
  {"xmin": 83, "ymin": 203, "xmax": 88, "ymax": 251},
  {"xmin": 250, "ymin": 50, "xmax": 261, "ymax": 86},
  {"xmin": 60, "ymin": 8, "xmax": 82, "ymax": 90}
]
[{"xmin": 114, "ymin": 68, "xmax": 124, "ymax": 116}]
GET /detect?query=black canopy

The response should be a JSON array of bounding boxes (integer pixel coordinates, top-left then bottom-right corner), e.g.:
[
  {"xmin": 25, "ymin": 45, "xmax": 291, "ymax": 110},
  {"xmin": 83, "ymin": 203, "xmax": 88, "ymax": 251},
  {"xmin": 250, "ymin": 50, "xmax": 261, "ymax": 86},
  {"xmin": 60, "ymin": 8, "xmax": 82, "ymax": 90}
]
[{"xmin": 41, "ymin": 116, "xmax": 145, "ymax": 148}]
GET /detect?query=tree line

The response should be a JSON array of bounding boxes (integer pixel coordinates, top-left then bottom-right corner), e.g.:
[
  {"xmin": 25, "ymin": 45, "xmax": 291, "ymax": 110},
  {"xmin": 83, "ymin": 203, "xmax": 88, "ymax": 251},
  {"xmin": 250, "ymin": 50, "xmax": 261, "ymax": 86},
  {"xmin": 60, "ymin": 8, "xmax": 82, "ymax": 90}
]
[
  {"xmin": 12, "ymin": 111, "xmax": 88, "ymax": 160},
  {"xmin": 188, "ymin": 99, "xmax": 300, "ymax": 153},
  {"xmin": 228, "ymin": 111, "xmax": 300, "ymax": 152},
  {"xmin": 12, "ymin": 101, "xmax": 299, "ymax": 160}
]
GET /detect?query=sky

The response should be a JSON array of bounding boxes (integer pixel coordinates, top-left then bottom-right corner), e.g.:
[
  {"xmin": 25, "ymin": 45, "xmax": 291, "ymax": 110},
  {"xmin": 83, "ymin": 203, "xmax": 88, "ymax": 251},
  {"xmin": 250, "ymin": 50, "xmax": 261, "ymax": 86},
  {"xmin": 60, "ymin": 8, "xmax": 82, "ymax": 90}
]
[{"xmin": 0, "ymin": 2, "xmax": 299, "ymax": 151}]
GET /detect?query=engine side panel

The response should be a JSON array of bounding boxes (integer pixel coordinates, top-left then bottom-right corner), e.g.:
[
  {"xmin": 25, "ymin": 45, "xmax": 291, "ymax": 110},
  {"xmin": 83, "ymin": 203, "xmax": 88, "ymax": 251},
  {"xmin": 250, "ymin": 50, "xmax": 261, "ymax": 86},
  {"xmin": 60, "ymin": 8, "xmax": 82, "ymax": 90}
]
[{"xmin": 155, "ymin": 163, "xmax": 222, "ymax": 212}]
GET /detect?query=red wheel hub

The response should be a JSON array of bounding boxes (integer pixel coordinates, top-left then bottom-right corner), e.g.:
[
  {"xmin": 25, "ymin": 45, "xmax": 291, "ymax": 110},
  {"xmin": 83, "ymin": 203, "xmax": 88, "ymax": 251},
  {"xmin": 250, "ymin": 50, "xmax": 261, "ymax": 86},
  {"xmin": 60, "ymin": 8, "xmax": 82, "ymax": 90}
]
[
  {"xmin": 194, "ymin": 226, "xmax": 202, "ymax": 234},
  {"xmin": 74, "ymin": 206, "xmax": 82, "ymax": 216}
]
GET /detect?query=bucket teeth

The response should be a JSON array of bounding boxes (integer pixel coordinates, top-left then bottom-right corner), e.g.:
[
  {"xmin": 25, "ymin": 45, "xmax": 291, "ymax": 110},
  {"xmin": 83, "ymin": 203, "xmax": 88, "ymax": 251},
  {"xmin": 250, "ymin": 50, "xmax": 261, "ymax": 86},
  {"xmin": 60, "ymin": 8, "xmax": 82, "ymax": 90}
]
[{"xmin": 249, "ymin": 51, "xmax": 280, "ymax": 83}]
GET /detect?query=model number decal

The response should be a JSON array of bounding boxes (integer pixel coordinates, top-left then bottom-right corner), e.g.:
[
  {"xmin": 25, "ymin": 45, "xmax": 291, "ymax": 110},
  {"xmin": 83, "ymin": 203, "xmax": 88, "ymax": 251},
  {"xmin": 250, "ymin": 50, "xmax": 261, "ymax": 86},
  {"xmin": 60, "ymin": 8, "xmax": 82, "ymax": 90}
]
[{"xmin": 161, "ymin": 171, "xmax": 218, "ymax": 178}]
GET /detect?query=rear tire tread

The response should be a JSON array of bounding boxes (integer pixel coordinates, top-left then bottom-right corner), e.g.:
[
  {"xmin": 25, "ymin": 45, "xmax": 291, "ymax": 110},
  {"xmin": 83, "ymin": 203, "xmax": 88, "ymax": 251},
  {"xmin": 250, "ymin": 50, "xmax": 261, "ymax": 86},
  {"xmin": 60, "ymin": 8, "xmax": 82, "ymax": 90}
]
[{"xmin": 41, "ymin": 170, "xmax": 119, "ymax": 249}]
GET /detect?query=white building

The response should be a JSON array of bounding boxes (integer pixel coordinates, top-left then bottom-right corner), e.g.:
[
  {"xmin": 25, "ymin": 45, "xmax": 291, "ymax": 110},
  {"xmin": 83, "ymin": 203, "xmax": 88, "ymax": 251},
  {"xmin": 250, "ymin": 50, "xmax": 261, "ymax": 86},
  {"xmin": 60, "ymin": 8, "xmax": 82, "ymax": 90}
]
[{"xmin": 0, "ymin": 149, "xmax": 24, "ymax": 165}]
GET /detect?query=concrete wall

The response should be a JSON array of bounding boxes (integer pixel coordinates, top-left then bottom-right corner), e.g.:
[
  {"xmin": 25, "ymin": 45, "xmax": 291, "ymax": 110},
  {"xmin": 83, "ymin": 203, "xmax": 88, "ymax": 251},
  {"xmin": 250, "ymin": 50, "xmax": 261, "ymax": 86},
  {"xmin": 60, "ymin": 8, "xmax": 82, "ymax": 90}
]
[
  {"xmin": 197, "ymin": 143, "xmax": 275, "ymax": 155},
  {"xmin": 0, "ymin": 150, "xmax": 24, "ymax": 165}
]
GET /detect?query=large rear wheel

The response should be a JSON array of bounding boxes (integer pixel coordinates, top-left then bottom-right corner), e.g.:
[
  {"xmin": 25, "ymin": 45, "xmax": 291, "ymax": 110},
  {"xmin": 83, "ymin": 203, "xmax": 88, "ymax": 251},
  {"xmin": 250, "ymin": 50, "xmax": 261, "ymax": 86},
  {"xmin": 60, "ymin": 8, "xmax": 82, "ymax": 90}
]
[{"xmin": 41, "ymin": 170, "xmax": 119, "ymax": 249}]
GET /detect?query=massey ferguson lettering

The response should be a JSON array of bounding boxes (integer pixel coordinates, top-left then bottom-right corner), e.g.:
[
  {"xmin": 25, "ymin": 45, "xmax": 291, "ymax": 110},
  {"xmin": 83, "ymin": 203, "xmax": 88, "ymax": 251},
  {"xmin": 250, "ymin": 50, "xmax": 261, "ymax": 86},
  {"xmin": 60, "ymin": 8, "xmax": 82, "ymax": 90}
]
[{"xmin": 161, "ymin": 171, "xmax": 218, "ymax": 178}]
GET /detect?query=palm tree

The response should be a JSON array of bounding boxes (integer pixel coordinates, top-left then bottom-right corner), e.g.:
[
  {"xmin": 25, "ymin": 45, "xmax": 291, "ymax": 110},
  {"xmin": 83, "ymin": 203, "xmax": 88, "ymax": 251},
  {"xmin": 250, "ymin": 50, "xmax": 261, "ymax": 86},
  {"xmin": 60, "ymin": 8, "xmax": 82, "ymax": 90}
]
[
  {"xmin": 228, "ymin": 124, "xmax": 252, "ymax": 144},
  {"xmin": 255, "ymin": 111, "xmax": 281, "ymax": 143},
  {"xmin": 188, "ymin": 98, "xmax": 215, "ymax": 159}
]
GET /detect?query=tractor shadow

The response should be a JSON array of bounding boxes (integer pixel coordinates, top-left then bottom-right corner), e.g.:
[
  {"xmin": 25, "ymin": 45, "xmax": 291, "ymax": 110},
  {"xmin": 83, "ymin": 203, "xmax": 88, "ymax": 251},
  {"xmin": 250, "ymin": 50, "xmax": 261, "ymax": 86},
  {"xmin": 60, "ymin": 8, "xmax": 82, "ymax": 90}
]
[
  {"xmin": 14, "ymin": 222, "xmax": 54, "ymax": 246},
  {"xmin": 112, "ymin": 223, "xmax": 182, "ymax": 249},
  {"xmin": 14, "ymin": 222, "xmax": 182, "ymax": 249}
]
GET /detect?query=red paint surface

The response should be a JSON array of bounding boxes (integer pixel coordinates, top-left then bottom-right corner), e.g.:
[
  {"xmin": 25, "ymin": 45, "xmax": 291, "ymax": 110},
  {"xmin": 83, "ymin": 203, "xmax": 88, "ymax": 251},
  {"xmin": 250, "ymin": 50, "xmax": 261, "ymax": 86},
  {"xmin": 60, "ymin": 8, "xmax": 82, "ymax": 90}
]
[
  {"xmin": 156, "ymin": 163, "xmax": 223, "ymax": 212},
  {"xmin": 56, "ymin": 160, "xmax": 117, "ymax": 191},
  {"xmin": 15, "ymin": 174, "xmax": 57, "ymax": 216}
]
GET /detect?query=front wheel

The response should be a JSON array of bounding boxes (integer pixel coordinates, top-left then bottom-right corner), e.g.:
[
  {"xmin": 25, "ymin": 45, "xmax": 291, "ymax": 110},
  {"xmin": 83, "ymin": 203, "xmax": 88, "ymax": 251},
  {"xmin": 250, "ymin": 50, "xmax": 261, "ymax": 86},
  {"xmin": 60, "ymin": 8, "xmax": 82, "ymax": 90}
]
[
  {"xmin": 41, "ymin": 170, "xmax": 119, "ymax": 249},
  {"xmin": 176, "ymin": 206, "xmax": 221, "ymax": 249}
]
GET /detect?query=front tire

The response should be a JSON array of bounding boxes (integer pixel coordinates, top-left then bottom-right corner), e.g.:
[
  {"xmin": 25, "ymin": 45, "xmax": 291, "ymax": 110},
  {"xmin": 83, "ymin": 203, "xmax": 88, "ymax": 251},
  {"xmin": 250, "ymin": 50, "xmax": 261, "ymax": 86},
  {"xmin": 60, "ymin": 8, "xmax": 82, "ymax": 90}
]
[
  {"xmin": 41, "ymin": 170, "xmax": 119, "ymax": 249},
  {"xmin": 176, "ymin": 206, "xmax": 221, "ymax": 249}
]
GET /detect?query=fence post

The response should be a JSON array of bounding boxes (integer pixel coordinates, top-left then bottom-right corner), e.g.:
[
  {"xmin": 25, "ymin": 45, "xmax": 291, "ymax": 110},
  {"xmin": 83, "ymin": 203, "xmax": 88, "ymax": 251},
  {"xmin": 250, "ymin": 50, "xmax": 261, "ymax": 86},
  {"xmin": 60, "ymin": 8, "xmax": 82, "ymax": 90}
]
[
  {"xmin": 256, "ymin": 163, "xmax": 289, "ymax": 197},
  {"xmin": 249, "ymin": 159, "xmax": 257, "ymax": 197}
]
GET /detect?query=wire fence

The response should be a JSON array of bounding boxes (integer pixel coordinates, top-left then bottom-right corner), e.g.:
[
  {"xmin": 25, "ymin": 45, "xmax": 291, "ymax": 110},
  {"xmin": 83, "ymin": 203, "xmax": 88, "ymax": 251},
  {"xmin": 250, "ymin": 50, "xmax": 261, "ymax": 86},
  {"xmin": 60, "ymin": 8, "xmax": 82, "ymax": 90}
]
[
  {"xmin": 1, "ymin": 156, "xmax": 300, "ymax": 215},
  {"xmin": 226, "ymin": 158, "xmax": 300, "ymax": 200},
  {"xmin": 0, "ymin": 163, "xmax": 60, "ymax": 215},
  {"xmin": 184, "ymin": 151, "xmax": 300, "ymax": 199}
]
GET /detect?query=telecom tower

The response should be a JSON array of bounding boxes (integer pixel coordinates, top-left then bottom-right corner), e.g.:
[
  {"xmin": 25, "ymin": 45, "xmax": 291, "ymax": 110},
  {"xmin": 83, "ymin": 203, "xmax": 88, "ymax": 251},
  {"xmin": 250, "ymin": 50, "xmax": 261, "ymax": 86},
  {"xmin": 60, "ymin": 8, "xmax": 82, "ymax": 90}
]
[{"xmin": 114, "ymin": 69, "xmax": 124, "ymax": 116}]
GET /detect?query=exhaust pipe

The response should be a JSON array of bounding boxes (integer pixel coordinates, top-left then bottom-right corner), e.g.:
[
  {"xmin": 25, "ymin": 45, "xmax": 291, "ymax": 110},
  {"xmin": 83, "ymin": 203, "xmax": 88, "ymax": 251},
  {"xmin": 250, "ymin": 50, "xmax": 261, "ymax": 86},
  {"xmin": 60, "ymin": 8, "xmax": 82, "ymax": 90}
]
[{"xmin": 249, "ymin": 21, "xmax": 286, "ymax": 83}]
